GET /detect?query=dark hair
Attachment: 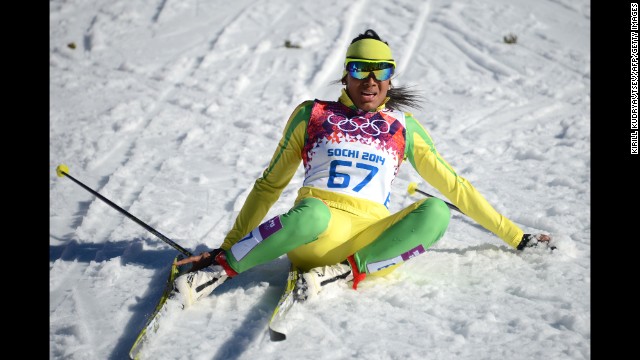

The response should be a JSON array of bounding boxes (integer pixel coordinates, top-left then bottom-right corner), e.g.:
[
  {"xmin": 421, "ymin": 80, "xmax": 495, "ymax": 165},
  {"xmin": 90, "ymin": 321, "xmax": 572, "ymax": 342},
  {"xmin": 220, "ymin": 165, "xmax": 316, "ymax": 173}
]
[
  {"xmin": 350, "ymin": 29, "xmax": 387, "ymax": 45},
  {"xmin": 337, "ymin": 29, "xmax": 425, "ymax": 111}
]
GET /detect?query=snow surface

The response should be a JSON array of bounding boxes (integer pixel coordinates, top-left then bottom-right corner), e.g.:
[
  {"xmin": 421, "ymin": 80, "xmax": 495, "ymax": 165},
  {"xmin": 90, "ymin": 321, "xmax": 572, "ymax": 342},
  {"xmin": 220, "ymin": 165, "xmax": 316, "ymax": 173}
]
[{"xmin": 49, "ymin": 0, "xmax": 590, "ymax": 359}]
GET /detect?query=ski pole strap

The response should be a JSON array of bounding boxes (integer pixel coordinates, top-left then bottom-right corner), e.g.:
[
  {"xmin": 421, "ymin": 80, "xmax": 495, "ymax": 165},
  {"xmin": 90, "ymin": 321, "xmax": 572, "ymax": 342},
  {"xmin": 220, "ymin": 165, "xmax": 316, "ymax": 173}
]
[{"xmin": 215, "ymin": 251, "xmax": 239, "ymax": 277}]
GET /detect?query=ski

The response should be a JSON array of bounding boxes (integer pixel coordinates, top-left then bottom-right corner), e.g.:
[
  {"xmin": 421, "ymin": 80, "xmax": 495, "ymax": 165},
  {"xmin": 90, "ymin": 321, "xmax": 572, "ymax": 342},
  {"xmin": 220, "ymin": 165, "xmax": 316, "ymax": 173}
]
[
  {"xmin": 268, "ymin": 264, "xmax": 301, "ymax": 341},
  {"xmin": 130, "ymin": 258, "xmax": 303, "ymax": 349},
  {"xmin": 129, "ymin": 254, "xmax": 189, "ymax": 359}
]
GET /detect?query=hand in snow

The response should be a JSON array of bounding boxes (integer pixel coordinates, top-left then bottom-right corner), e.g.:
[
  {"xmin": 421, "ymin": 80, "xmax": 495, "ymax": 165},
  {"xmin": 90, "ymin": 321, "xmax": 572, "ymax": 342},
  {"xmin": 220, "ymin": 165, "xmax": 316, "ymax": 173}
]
[
  {"xmin": 517, "ymin": 233, "xmax": 555, "ymax": 250},
  {"xmin": 175, "ymin": 248, "xmax": 224, "ymax": 272}
]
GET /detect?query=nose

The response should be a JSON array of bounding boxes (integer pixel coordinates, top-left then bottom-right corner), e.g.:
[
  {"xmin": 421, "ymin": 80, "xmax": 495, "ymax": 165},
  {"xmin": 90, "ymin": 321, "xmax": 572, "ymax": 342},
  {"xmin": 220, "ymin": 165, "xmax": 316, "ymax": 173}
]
[{"xmin": 364, "ymin": 72, "xmax": 378, "ymax": 82}]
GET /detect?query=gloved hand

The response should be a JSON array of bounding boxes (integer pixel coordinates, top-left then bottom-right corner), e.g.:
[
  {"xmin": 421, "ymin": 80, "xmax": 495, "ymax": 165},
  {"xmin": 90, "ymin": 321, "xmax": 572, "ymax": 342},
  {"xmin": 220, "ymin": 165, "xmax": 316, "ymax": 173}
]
[
  {"xmin": 517, "ymin": 233, "xmax": 555, "ymax": 250},
  {"xmin": 174, "ymin": 248, "xmax": 225, "ymax": 272}
]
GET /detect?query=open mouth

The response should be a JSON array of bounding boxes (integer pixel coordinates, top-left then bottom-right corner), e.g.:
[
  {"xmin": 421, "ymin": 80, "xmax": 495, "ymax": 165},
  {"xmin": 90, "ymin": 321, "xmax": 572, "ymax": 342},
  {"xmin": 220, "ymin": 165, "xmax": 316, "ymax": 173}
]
[{"xmin": 361, "ymin": 91, "xmax": 377, "ymax": 101}]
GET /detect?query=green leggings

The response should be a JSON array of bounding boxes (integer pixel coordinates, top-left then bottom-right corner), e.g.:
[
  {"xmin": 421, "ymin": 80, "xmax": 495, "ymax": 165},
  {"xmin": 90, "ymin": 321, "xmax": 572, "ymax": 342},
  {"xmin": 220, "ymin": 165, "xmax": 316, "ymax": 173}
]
[{"xmin": 225, "ymin": 197, "xmax": 450, "ymax": 275}]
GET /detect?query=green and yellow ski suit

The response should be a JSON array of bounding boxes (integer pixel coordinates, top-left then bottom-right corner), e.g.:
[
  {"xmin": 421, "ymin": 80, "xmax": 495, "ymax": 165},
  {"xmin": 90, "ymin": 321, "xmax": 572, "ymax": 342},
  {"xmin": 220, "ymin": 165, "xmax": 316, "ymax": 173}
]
[{"xmin": 220, "ymin": 90, "xmax": 524, "ymax": 277}]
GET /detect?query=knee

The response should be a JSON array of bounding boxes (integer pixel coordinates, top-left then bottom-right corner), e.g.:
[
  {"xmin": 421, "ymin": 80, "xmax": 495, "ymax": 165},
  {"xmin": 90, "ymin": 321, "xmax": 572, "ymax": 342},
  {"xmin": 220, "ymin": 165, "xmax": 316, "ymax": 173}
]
[
  {"xmin": 415, "ymin": 198, "xmax": 451, "ymax": 232},
  {"xmin": 419, "ymin": 197, "xmax": 451, "ymax": 219},
  {"xmin": 285, "ymin": 197, "xmax": 331, "ymax": 233},
  {"xmin": 300, "ymin": 197, "xmax": 331, "ymax": 225}
]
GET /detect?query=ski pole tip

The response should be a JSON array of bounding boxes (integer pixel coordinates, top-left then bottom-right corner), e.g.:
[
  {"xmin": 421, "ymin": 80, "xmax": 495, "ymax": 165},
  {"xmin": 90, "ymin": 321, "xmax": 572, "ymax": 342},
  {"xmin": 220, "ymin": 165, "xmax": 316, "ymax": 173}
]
[
  {"xmin": 56, "ymin": 164, "xmax": 69, "ymax": 177},
  {"xmin": 407, "ymin": 182, "xmax": 418, "ymax": 195}
]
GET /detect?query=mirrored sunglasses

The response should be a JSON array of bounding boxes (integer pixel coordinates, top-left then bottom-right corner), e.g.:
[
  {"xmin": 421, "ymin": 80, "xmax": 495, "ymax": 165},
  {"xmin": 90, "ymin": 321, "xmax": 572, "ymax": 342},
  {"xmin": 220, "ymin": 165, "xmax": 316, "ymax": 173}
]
[{"xmin": 346, "ymin": 61, "xmax": 395, "ymax": 81}]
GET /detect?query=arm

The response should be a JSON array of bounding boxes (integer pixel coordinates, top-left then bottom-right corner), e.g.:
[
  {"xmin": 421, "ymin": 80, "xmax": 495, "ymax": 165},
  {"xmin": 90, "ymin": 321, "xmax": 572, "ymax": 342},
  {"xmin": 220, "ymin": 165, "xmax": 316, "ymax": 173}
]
[
  {"xmin": 220, "ymin": 101, "xmax": 313, "ymax": 250},
  {"xmin": 404, "ymin": 115, "xmax": 524, "ymax": 248}
]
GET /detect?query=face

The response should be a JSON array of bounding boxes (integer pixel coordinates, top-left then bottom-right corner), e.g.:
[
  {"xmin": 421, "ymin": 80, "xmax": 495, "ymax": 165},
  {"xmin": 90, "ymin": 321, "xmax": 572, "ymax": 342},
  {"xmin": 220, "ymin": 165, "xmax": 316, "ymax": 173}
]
[{"xmin": 345, "ymin": 73, "xmax": 390, "ymax": 112}]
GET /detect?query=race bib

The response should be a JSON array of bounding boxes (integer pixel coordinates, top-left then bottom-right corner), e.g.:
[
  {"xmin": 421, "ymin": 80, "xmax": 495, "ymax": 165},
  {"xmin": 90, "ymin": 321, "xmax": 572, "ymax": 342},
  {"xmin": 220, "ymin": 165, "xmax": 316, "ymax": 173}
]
[{"xmin": 302, "ymin": 101, "xmax": 406, "ymax": 207}]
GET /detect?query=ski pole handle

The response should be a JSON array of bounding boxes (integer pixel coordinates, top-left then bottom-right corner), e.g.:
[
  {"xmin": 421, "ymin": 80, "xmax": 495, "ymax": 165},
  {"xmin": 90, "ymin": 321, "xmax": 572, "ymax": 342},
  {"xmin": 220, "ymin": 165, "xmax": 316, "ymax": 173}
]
[
  {"xmin": 407, "ymin": 182, "xmax": 463, "ymax": 214},
  {"xmin": 56, "ymin": 164, "xmax": 193, "ymax": 257}
]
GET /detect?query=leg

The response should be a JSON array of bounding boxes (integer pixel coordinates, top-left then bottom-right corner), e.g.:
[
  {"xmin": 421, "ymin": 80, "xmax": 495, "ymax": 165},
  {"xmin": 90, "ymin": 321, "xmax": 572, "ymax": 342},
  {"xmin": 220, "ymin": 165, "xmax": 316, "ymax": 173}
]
[
  {"xmin": 299, "ymin": 198, "xmax": 450, "ymax": 297},
  {"xmin": 175, "ymin": 197, "xmax": 330, "ymax": 307},
  {"xmin": 225, "ymin": 197, "xmax": 331, "ymax": 273},
  {"xmin": 351, "ymin": 197, "xmax": 450, "ymax": 276}
]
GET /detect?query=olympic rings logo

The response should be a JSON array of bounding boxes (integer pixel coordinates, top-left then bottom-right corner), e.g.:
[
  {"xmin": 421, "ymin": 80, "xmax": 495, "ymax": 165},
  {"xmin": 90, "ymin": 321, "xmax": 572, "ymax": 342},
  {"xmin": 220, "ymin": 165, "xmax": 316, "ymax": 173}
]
[{"xmin": 327, "ymin": 114, "xmax": 390, "ymax": 136}]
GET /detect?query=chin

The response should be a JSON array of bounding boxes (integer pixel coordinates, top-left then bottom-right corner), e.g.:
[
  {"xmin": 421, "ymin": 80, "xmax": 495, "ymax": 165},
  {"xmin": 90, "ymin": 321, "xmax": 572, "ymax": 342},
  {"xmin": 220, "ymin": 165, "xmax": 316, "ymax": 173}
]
[{"xmin": 359, "ymin": 104, "xmax": 377, "ymax": 111}]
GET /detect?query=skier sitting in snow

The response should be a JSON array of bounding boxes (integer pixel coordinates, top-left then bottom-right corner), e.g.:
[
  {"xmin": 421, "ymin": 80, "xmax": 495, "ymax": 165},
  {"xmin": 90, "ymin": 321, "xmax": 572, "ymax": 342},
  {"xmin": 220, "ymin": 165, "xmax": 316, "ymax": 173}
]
[{"xmin": 173, "ymin": 29, "xmax": 552, "ymax": 307}]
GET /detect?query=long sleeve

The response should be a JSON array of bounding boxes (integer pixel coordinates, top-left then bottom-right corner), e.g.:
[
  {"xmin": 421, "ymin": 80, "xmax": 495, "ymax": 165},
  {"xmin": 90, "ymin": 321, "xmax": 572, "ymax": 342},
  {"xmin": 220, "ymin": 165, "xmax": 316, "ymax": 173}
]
[
  {"xmin": 404, "ymin": 115, "xmax": 523, "ymax": 248},
  {"xmin": 220, "ymin": 101, "xmax": 313, "ymax": 250}
]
